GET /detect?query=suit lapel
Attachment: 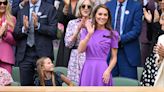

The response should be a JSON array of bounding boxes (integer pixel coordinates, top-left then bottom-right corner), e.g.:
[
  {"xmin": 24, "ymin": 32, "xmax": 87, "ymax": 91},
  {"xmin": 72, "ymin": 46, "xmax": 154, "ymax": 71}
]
[
  {"xmin": 38, "ymin": 2, "xmax": 46, "ymax": 20},
  {"xmin": 122, "ymin": 0, "xmax": 132, "ymax": 32},
  {"xmin": 110, "ymin": 0, "xmax": 117, "ymax": 28},
  {"xmin": 23, "ymin": 4, "xmax": 30, "ymax": 18}
]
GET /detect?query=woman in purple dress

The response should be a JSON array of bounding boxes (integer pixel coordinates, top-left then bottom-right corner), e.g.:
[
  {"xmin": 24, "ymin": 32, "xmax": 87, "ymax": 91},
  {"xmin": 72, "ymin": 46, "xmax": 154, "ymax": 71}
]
[{"xmin": 78, "ymin": 5, "xmax": 119, "ymax": 86}]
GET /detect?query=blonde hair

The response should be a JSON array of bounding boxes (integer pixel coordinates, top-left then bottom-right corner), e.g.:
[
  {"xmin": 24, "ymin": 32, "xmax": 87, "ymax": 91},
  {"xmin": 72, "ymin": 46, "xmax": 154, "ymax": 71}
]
[
  {"xmin": 36, "ymin": 57, "xmax": 55, "ymax": 86},
  {"xmin": 75, "ymin": 0, "xmax": 94, "ymax": 17},
  {"xmin": 4, "ymin": 0, "xmax": 15, "ymax": 31}
]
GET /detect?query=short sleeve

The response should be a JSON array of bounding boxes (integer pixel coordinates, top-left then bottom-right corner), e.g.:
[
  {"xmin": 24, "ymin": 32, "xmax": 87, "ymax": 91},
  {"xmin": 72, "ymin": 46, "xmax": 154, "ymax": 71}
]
[
  {"xmin": 80, "ymin": 28, "xmax": 88, "ymax": 40},
  {"xmin": 55, "ymin": 71, "xmax": 63, "ymax": 86},
  {"xmin": 111, "ymin": 31, "xmax": 119, "ymax": 48}
]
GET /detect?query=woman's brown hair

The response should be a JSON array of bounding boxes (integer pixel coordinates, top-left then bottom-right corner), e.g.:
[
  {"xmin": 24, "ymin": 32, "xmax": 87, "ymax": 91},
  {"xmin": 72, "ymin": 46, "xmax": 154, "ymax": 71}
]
[
  {"xmin": 36, "ymin": 57, "xmax": 55, "ymax": 86},
  {"xmin": 92, "ymin": 4, "xmax": 113, "ymax": 37},
  {"xmin": 92, "ymin": 4, "xmax": 112, "ymax": 31}
]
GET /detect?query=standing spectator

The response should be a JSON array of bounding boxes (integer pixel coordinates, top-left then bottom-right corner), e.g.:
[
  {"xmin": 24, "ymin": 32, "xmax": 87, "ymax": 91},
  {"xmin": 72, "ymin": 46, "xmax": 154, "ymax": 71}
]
[
  {"xmin": 0, "ymin": 0, "xmax": 16, "ymax": 74},
  {"xmin": 139, "ymin": 0, "xmax": 156, "ymax": 66},
  {"xmin": 141, "ymin": 0, "xmax": 164, "ymax": 86},
  {"xmin": 106, "ymin": 0, "xmax": 143, "ymax": 79},
  {"xmin": 65, "ymin": 0, "xmax": 93, "ymax": 85},
  {"xmin": 55, "ymin": 0, "xmax": 79, "ymax": 67},
  {"xmin": 79, "ymin": 5, "xmax": 118, "ymax": 86},
  {"xmin": 13, "ymin": 0, "xmax": 57, "ymax": 85}
]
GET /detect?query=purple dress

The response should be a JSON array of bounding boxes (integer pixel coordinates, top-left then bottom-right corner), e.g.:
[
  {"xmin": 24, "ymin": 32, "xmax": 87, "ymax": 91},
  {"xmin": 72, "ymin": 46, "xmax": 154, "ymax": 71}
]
[{"xmin": 79, "ymin": 29, "xmax": 119, "ymax": 86}]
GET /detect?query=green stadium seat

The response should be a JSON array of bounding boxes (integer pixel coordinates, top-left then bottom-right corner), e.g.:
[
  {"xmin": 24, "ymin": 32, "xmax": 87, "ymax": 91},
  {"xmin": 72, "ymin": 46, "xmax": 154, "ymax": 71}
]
[
  {"xmin": 137, "ymin": 67, "xmax": 144, "ymax": 81},
  {"xmin": 12, "ymin": 67, "xmax": 20, "ymax": 84},
  {"xmin": 113, "ymin": 77, "xmax": 139, "ymax": 86}
]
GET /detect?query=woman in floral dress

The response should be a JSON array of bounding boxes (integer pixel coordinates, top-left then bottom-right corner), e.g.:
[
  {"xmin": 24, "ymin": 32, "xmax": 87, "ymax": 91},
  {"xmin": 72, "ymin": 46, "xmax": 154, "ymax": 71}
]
[{"xmin": 65, "ymin": 0, "xmax": 94, "ymax": 85}]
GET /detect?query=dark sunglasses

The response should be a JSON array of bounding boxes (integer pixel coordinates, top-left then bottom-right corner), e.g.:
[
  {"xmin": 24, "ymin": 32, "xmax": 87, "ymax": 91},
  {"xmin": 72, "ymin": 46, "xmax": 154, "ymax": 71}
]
[
  {"xmin": 81, "ymin": 5, "xmax": 91, "ymax": 9},
  {"xmin": 0, "ymin": 1, "xmax": 7, "ymax": 5}
]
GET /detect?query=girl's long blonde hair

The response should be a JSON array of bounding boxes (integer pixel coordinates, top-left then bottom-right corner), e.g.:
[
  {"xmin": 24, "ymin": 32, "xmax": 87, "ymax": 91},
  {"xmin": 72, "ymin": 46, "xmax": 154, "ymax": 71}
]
[{"xmin": 36, "ymin": 57, "xmax": 55, "ymax": 86}]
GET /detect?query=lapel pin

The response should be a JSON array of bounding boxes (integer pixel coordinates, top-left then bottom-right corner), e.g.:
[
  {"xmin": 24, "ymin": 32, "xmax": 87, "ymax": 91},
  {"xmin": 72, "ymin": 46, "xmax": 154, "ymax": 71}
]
[
  {"xmin": 125, "ymin": 10, "xmax": 129, "ymax": 15},
  {"xmin": 37, "ymin": 12, "xmax": 42, "ymax": 16}
]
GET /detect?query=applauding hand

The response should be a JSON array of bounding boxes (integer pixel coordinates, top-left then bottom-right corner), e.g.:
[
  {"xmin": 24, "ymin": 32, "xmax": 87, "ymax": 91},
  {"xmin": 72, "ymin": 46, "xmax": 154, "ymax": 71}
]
[
  {"xmin": 154, "ymin": 9, "xmax": 160, "ymax": 23},
  {"xmin": 0, "ymin": 21, "xmax": 8, "ymax": 37},
  {"xmin": 143, "ymin": 8, "xmax": 152, "ymax": 23},
  {"xmin": 23, "ymin": 15, "xmax": 29, "ymax": 31},
  {"xmin": 85, "ymin": 20, "xmax": 95, "ymax": 35},
  {"xmin": 32, "ymin": 12, "xmax": 39, "ymax": 29}
]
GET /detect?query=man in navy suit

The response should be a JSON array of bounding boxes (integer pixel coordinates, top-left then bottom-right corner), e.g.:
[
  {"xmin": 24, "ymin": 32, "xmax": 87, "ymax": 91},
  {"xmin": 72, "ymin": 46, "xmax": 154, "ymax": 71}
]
[
  {"xmin": 13, "ymin": 0, "xmax": 57, "ymax": 85},
  {"xmin": 106, "ymin": 0, "xmax": 143, "ymax": 79}
]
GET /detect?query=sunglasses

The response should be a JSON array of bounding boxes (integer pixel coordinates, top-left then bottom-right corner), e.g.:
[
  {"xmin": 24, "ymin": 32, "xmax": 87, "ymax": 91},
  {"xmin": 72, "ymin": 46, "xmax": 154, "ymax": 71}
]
[
  {"xmin": 81, "ymin": 5, "xmax": 91, "ymax": 9},
  {"xmin": 0, "ymin": 1, "xmax": 7, "ymax": 5}
]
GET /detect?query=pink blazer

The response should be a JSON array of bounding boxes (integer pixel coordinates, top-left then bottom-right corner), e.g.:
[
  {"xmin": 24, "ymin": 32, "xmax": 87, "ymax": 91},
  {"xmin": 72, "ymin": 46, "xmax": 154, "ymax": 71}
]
[{"xmin": 0, "ymin": 15, "xmax": 16, "ymax": 64}]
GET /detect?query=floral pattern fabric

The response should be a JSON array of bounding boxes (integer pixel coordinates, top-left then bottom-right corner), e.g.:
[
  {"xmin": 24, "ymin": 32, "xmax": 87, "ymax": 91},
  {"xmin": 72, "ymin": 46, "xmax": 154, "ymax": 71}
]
[
  {"xmin": 0, "ymin": 67, "xmax": 13, "ymax": 86},
  {"xmin": 65, "ymin": 18, "xmax": 85, "ymax": 85}
]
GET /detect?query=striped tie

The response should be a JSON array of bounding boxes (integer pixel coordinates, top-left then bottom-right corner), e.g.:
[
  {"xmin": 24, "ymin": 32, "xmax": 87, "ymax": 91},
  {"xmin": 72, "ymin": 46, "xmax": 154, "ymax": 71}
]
[
  {"xmin": 27, "ymin": 6, "xmax": 36, "ymax": 47},
  {"xmin": 115, "ymin": 3, "xmax": 122, "ymax": 35}
]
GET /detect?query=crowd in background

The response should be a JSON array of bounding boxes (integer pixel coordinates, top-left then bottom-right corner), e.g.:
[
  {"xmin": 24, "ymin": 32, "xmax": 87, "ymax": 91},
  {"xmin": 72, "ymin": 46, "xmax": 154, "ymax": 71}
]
[{"xmin": 0, "ymin": 0, "xmax": 164, "ymax": 86}]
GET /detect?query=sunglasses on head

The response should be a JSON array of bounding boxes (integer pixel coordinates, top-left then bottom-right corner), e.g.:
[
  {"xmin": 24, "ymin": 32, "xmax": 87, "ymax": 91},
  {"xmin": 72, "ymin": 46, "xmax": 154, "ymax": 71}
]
[
  {"xmin": 81, "ymin": 4, "xmax": 91, "ymax": 9},
  {"xmin": 0, "ymin": 1, "xmax": 7, "ymax": 5}
]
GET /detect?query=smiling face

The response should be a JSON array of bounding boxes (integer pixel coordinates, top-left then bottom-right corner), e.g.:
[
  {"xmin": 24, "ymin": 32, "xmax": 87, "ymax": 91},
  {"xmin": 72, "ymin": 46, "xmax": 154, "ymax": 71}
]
[
  {"xmin": 80, "ymin": 0, "xmax": 92, "ymax": 17},
  {"xmin": 0, "ymin": 0, "xmax": 7, "ymax": 14},
  {"xmin": 95, "ymin": 7, "xmax": 109, "ymax": 27},
  {"xmin": 43, "ymin": 58, "xmax": 54, "ymax": 72}
]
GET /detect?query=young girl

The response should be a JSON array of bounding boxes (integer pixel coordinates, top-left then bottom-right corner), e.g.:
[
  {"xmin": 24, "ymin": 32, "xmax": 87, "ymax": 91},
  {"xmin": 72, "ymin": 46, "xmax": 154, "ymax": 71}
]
[{"xmin": 34, "ymin": 57, "xmax": 74, "ymax": 86}]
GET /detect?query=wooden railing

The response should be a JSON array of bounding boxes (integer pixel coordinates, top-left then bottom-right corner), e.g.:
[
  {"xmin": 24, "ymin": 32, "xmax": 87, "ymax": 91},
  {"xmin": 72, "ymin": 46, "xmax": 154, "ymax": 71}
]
[{"xmin": 0, "ymin": 87, "xmax": 164, "ymax": 92}]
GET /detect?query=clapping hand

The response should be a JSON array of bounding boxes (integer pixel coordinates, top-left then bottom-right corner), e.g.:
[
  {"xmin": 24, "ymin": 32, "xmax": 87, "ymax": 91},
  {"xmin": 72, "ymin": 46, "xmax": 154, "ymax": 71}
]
[
  {"xmin": 32, "ymin": 12, "xmax": 38, "ymax": 29},
  {"xmin": 78, "ymin": 17, "xmax": 86, "ymax": 30},
  {"xmin": 154, "ymin": 44, "xmax": 164, "ymax": 58},
  {"xmin": 143, "ymin": 8, "xmax": 152, "ymax": 23},
  {"xmin": 0, "ymin": 21, "xmax": 8, "ymax": 37},
  {"xmin": 159, "ymin": 13, "xmax": 164, "ymax": 30},
  {"xmin": 154, "ymin": 9, "xmax": 160, "ymax": 23},
  {"xmin": 85, "ymin": 20, "xmax": 95, "ymax": 35},
  {"xmin": 23, "ymin": 15, "xmax": 29, "ymax": 31}
]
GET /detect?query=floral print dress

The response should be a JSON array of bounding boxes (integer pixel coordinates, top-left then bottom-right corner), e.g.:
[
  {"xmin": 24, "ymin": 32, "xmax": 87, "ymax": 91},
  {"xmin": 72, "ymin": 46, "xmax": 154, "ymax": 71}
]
[
  {"xmin": 65, "ymin": 18, "xmax": 85, "ymax": 85},
  {"xmin": 0, "ymin": 67, "xmax": 13, "ymax": 86}
]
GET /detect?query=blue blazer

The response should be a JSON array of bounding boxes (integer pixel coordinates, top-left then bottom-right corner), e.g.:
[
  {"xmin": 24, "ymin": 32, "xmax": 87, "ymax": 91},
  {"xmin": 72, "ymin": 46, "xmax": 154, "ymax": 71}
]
[
  {"xmin": 13, "ymin": 1, "xmax": 57, "ymax": 64},
  {"xmin": 12, "ymin": 0, "xmax": 21, "ymax": 17},
  {"xmin": 106, "ymin": 0, "xmax": 143, "ymax": 66}
]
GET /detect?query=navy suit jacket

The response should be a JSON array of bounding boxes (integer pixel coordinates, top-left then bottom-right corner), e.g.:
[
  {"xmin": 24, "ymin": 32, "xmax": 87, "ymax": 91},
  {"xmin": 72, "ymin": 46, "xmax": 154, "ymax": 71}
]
[
  {"xmin": 13, "ymin": 1, "xmax": 57, "ymax": 64},
  {"xmin": 12, "ymin": 0, "xmax": 21, "ymax": 17},
  {"xmin": 106, "ymin": 0, "xmax": 143, "ymax": 66}
]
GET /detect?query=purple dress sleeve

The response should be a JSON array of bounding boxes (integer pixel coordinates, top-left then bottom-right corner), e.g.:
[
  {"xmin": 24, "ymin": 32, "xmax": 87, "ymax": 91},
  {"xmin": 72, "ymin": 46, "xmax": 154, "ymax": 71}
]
[{"xmin": 111, "ymin": 31, "xmax": 119, "ymax": 48}]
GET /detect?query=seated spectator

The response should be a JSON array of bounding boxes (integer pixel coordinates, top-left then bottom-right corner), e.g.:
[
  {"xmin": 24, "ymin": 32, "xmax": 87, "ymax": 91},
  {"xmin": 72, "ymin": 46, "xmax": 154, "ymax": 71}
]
[
  {"xmin": 34, "ymin": 57, "xmax": 74, "ymax": 86},
  {"xmin": 0, "ymin": 67, "xmax": 13, "ymax": 86}
]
